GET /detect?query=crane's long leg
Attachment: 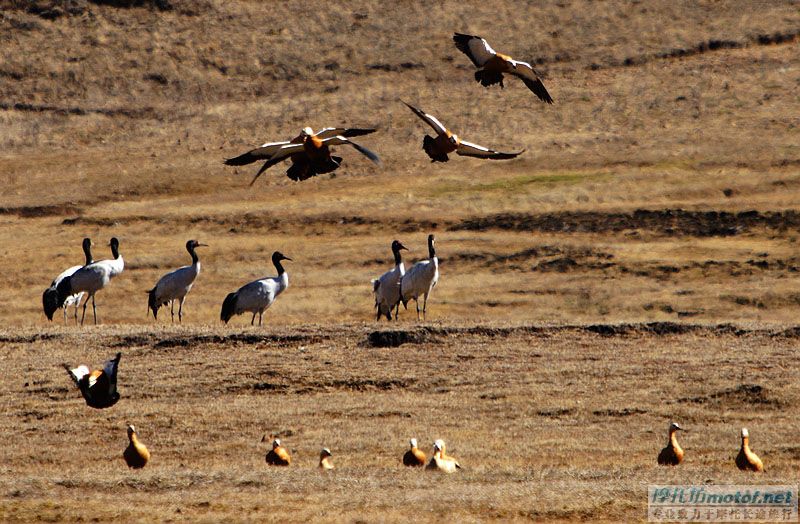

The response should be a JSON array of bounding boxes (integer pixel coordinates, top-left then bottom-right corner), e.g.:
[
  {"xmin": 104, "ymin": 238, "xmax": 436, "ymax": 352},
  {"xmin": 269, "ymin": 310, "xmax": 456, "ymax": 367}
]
[
  {"xmin": 80, "ymin": 295, "xmax": 90, "ymax": 325},
  {"xmin": 63, "ymin": 306, "xmax": 68, "ymax": 325},
  {"xmin": 258, "ymin": 311, "xmax": 263, "ymax": 327},
  {"xmin": 73, "ymin": 302, "xmax": 79, "ymax": 324},
  {"xmin": 92, "ymin": 295, "xmax": 98, "ymax": 325},
  {"xmin": 416, "ymin": 298, "xmax": 421, "ymax": 321},
  {"xmin": 178, "ymin": 297, "xmax": 185, "ymax": 323},
  {"xmin": 251, "ymin": 312, "xmax": 256, "ymax": 326},
  {"xmin": 394, "ymin": 301, "xmax": 400, "ymax": 321},
  {"xmin": 422, "ymin": 293, "xmax": 429, "ymax": 321}
]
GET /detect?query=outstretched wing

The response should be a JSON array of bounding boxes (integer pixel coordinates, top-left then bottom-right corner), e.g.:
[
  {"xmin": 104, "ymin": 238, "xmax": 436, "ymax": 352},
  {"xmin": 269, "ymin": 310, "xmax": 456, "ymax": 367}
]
[
  {"xmin": 453, "ymin": 33, "xmax": 496, "ymax": 67},
  {"xmin": 102, "ymin": 352, "xmax": 121, "ymax": 393},
  {"xmin": 508, "ymin": 60, "xmax": 553, "ymax": 104},
  {"xmin": 322, "ymin": 136, "xmax": 381, "ymax": 165},
  {"xmin": 224, "ymin": 141, "xmax": 291, "ymax": 166},
  {"xmin": 402, "ymin": 101, "xmax": 448, "ymax": 136},
  {"xmin": 249, "ymin": 156, "xmax": 289, "ymax": 186},
  {"xmin": 64, "ymin": 364, "xmax": 89, "ymax": 386},
  {"xmin": 315, "ymin": 128, "xmax": 377, "ymax": 140},
  {"xmin": 456, "ymin": 140, "xmax": 523, "ymax": 160}
]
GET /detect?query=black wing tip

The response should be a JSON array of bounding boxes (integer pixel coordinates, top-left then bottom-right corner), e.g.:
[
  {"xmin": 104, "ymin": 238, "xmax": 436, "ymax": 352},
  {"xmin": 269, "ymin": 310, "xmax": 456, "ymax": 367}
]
[{"xmin": 342, "ymin": 128, "xmax": 378, "ymax": 138}]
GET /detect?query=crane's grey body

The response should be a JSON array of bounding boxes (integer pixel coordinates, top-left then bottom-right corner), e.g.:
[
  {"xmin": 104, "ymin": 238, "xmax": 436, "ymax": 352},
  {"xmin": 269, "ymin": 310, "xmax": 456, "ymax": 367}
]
[
  {"xmin": 401, "ymin": 234, "xmax": 439, "ymax": 320},
  {"xmin": 372, "ymin": 240, "xmax": 408, "ymax": 321},
  {"xmin": 148, "ymin": 240, "xmax": 206, "ymax": 322},
  {"xmin": 220, "ymin": 252, "xmax": 291, "ymax": 326},
  {"xmin": 56, "ymin": 238, "xmax": 124, "ymax": 325}
]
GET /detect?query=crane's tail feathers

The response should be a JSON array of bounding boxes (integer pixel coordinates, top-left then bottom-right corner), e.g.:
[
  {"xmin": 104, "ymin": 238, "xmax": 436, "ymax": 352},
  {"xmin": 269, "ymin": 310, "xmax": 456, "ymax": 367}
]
[
  {"xmin": 147, "ymin": 288, "xmax": 159, "ymax": 319},
  {"xmin": 43, "ymin": 287, "xmax": 60, "ymax": 321},
  {"xmin": 54, "ymin": 276, "xmax": 73, "ymax": 310},
  {"xmin": 220, "ymin": 292, "xmax": 238, "ymax": 323}
]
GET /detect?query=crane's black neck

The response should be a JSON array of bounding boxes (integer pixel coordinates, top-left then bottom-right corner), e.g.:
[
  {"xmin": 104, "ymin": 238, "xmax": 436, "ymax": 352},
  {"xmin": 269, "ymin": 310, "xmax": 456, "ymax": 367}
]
[
  {"xmin": 272, "ymin": 254, "xmax": 286, "ymax": 276},
  {"xmin": 82, "ymin": 238, "xmax": 93, "ymax": 265},
  {"xmin": 187, "ymin": 243, "xmax": 199, "ymax": 264},
  {"xmin": 110, "ymin": 239, "xmax": 120, "ymax": 259},
  {"xmin": 428, "ymin": 236, "xmax": 436, "ymax": 259},
  {"xmin": 392, "ymin": 245, "xmax": 403, "ymax": 265}
]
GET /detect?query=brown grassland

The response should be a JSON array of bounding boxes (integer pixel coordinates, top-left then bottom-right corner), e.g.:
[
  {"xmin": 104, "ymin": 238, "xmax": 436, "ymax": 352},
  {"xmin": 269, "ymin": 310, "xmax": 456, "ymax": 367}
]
[{"xmin": 1, "ymin": 0, "xmax": 800, "ymax": 521}]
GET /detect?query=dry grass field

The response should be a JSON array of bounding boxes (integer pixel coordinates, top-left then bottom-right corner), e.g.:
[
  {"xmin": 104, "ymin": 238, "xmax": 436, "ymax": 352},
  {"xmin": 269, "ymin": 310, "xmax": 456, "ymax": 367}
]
[{"xmin": 1, "ymin": 0, "xmax": 800, "ymax": 521}]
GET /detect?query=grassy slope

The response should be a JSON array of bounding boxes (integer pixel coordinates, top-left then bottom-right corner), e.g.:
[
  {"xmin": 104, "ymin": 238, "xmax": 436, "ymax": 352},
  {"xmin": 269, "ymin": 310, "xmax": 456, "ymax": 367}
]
[{"xmin": 1, "ymin": 0, "xmax": 800, "ymax": 521}]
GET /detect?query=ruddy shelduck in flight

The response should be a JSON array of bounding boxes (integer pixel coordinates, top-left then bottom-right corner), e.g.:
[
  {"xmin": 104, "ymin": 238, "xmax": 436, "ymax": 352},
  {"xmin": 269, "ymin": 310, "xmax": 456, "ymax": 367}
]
[
  {"xmin": 224, "ymin": 127, "xmax": 380, "ymax": 184},
  {"xmin": 453, "ymin": 33, "xmax": 553, "ymax": 104},
  {"xmin": 403, "ymin": 102, "xmax": 523, "ymax": 163},
  {"xmin": 735, "ymin": 428, "xmax": 764, "ymax": 472},
  {"xmin": 657, "ymin": 422, "xmax": 685, "ymax": 466},
  {"xmin": 63, "ymin": 352, "xmax": 121, "ymax": 409}
]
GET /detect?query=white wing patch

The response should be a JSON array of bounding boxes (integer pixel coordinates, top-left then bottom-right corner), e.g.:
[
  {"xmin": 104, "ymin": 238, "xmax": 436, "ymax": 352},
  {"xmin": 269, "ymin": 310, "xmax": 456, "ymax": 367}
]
[{"xmin": 71, "ymin": 365, "xmax": 90, "ymax": 381}]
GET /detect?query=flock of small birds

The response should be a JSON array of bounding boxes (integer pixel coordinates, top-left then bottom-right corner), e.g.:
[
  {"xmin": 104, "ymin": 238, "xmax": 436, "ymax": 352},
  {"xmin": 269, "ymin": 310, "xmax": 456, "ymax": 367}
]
[{"xmin": 43, "ymin": 32, "xmax": 768, "ymax": 479}]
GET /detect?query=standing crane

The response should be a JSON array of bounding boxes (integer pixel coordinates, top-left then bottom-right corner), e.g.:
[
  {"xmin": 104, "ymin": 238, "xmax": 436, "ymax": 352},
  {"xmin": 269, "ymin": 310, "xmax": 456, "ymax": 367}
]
[
  {"xmin": 43, "ymin": 237, "xmax": 93, "ymax": 323},
  {"xmin": 372, "ymin": 240, "xmax": 408, "ymax": 321},
  {"xmin": 401, "ymin": 234, "xmax": 439, "ymax": 320},
  {"xmin": 147, "ymin": 240, "xmax": 207, "ymax": 322},
  {"xmin": 55, "ymin": 237, "xmax": 124, "ymax": 325},
  {"xmin": 220, "ymin": 251, "xmax": 292, "ymax": 326}
]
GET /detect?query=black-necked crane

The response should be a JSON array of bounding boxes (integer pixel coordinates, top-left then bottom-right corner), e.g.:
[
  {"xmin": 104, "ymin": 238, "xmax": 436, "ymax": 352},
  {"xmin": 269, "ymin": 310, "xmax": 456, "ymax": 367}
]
[
  {"xmin": 220, "ymin": 251, "xmax": 291, "ymax": 326},
  {"xmin": 319, "ymin": 447, "xmax": 334, "ymax": 470},
  {"xmin": 453, "ymin": 33, "xmax": 553, "ymax": 103},
  {"xmin": 224, "ymin": 126, "xmax": 380, "ymax": 184},
  {"xmin": 735, "ymin": 427, "xmax": 764, "ymax": 472},
  {"xmin": 401, "ymin": 234, "xmax": 439, "ymax": 320},
  {"xmin": 403, "ymin": 102, "xmax": 523, "ymax": 163},
  {"xmin": 55, "ymin": 237, "xmax": 124, "ymax": 325},
  {"xmin": 43, "ymin": 237, "xmax": 93, "ymax": 323},
  {"xmin": 63, "ymin": 352, "xmax": 121, "ymax": 409},
  {"xmin": 426, "ymin": 439, "xmax": 461, "ymax": 473},
  {"xmin": 657, "ymin": 422, "xmax": 685, "ymax": 466},
  {"xmin": 403, "ymin": 438, "xmax": 427, "ymax": 467},
  {"xmin": 372, "ymin": 240, "xmax": 408, "ymax": 321},
  {"xmin": 123, "ymin": 424, "xmax": 150, "ymax": 469},
  {"xmin": 262, "ymin": 435, "xmax": 291, "ymax": 466},
  {"xmin": 147, "ymin": 240, "xmax": 207, "ymax": 322}
]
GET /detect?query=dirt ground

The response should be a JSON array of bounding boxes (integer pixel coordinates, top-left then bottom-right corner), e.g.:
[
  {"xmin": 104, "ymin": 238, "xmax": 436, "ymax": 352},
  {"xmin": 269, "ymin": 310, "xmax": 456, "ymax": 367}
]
[{"xmin": 1, "ymin": 0, "xmax": 799, "ymax": 521}]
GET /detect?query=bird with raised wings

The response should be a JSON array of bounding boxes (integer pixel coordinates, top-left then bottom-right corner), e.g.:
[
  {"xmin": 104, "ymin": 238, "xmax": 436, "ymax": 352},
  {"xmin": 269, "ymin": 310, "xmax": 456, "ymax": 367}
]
[
  {"xmin": 453, "ymin": 32, "xmax": 553, "ymax": 103},
  {"xmin": 403, "ymin": 102, "xmax": 523, "ymax": 163},
  {"xmin": 224, "ymin": 127, "xmax": 379, "ymax": 184},
  {"xmin": 63, "ymin": 352, "xmax": 121, "ymax": 409}
]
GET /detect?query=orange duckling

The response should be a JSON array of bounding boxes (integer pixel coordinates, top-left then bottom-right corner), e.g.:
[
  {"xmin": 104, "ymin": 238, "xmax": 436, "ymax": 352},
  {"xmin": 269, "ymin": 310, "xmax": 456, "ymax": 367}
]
[
  {"xmin": 657, "ymin": 422, "xmax": 685, "ymax": 466},
  {"xmin": 262, "ymin": 436, "xmax": 291, "ymax": 466},
  {"xmin": 402, "ymin": 438, "xmax": 426, "ymax": 467},
  {"xmin": 735, "ymin": 428, "xmax": 764, "ymax": 472}
]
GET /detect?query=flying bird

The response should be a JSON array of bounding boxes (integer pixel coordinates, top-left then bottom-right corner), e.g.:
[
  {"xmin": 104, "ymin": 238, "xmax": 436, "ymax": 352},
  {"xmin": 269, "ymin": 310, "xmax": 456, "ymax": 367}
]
[
  {"xmin": 403, "ymin": 102, "xmax": 523, "ymax": 162},
  {"xmin": 224, "ymin": 127, "xmax": 379, "ymax": 184},
  {"xmin": 402, "ymin": 438, "xmax": 427, "ymax": 467},
  {"xmin": 453, "ymin": 32, "xmax": 553, "ymax": 103},
  {"xmin": 426, "ymin": 439, "xmax": 461, "ymax": 473},
  {"xmin": 401, "ymin": 234, "xmax": 439, "ymax": 321},
  {"xmin": 657, "ymin": 422, "xmax": 685, "ymax": 466},
  {"xmin": 43, "ymin": 237, "xmax": 93, "ymax": 323},
  {"xmin": 319, "ymin": 447, "xmax": 335, "ymax": 470},
  {"xmin": 372, "ymin": 240, "xmax": 408, "ymax": 321},
  {"xmin": 63, "ymin": 352, "xmax": 121, "ymax": 409},
  {"xmin": 54, "ymin": 237, "xmax": 124, "ymax": 325},
  {"xmin": 735, "ymin": 428, "xmax": 764, "ymax": 472},
  {"xmin": 123, "ymin": 424, "xmax": 150, "ymax": 469},
  {"xmin": 220, "ymin": 251, "xmax": 291, "ymax": 326},
  {"xmin": 262, "ymin": 436, "xmax": 291, "ymax": 466},
  {"xmin": 147, "ymin": 240, "xmax": 207, "ymax": 322}
]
